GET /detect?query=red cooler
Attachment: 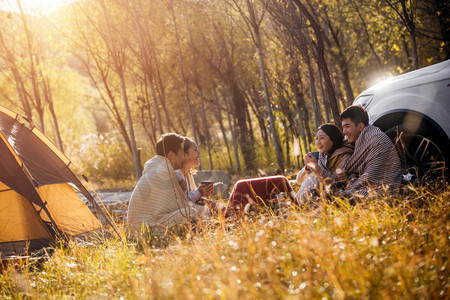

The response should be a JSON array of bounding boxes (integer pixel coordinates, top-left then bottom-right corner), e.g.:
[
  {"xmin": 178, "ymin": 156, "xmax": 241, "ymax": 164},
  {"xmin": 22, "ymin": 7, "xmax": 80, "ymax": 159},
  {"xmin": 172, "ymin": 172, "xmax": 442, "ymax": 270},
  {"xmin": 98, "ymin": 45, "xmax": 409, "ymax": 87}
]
[{"xmin": 225, "ymin": 175, "xmax": 296, "ymax": 217}]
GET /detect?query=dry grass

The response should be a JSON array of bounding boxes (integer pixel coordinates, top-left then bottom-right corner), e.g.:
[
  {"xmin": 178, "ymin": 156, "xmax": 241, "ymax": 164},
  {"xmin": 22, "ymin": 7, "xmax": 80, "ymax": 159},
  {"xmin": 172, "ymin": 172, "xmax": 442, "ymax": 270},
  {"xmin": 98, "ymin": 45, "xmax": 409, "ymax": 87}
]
[{"xmin": 1, "ymin": 183, "xmax": 449, "ymax": 299}]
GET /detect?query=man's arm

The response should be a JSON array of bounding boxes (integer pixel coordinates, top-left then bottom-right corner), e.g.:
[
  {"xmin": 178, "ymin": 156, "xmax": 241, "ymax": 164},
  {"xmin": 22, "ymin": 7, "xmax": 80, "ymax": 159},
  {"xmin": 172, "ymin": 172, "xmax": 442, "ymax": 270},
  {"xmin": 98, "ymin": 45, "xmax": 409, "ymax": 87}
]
[{"xmin": 344, "ymin": 145, "xmax": 387, "ymax": 194}]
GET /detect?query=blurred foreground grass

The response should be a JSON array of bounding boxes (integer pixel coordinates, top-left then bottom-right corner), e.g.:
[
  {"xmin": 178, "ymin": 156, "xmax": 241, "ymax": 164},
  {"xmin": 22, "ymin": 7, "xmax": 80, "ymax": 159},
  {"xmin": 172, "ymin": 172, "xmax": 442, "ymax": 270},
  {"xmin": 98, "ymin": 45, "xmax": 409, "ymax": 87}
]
[{"xmin": 1, "ymin": 183, "xmax": 449, "ymax": 299}]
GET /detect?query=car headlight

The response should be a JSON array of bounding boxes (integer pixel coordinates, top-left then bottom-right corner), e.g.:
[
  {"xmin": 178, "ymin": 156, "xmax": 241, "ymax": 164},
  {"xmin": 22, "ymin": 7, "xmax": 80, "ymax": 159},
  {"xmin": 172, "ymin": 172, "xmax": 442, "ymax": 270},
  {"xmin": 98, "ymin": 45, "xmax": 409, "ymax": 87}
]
[{"xmin": 353, "ymin": 95, "xmax": 374, "ymax": 109}]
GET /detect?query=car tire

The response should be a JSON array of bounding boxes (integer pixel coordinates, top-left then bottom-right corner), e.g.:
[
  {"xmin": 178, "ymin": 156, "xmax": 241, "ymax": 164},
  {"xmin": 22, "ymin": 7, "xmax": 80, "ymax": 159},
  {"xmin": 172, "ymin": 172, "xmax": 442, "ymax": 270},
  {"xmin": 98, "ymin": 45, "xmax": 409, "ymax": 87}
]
[{"xmin": 385, "ymin": 125, "xmax": 447, "ymax": 184}]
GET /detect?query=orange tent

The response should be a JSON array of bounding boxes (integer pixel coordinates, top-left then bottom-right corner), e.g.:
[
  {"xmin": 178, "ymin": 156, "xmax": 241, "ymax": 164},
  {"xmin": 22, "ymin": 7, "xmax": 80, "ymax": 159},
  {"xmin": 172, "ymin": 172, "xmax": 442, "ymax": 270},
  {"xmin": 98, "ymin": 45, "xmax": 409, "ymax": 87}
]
[{"xmin": 0, "ymin": 105, "xmax": 118, "ymax": 259}]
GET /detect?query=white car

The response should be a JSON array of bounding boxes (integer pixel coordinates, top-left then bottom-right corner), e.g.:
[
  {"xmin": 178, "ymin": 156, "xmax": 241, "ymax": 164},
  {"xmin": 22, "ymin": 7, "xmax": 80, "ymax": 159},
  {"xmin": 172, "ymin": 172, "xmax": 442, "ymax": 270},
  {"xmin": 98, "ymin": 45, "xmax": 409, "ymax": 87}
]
[{"xmin": 353, "ymin": 59, "xmax": 450, "ymax": 182}]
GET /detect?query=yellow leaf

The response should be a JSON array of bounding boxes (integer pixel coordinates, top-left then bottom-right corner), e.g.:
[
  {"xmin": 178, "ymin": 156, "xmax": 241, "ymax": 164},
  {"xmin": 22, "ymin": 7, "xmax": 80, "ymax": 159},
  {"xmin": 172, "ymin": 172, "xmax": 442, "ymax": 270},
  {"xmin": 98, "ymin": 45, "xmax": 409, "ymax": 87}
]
[{"xmin": 391, "ymin": 44, "xmax": 400, "ymax": 51}]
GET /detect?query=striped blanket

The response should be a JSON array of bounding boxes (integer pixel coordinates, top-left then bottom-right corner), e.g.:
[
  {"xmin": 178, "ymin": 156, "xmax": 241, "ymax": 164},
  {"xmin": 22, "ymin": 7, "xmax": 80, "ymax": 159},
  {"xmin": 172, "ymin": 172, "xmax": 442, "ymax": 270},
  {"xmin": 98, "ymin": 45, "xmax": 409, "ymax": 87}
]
[
  {"xmin": 343, "ymin": 124, "xmax": 402, "ymax": 196},
  {"xmin": 127, "ymin": 155, "xmax": 209, "ymax": 235}
]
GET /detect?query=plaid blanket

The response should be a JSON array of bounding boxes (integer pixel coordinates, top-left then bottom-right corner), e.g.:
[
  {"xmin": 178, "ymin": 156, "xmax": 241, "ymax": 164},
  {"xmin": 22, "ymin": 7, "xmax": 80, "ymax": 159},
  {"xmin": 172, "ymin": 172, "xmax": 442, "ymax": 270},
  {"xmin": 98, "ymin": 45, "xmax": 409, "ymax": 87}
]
[
  {"xmin": 343, "ymin": 124, "xmax": 402, "ymax": 195},
  {"xmin": 127, "ymin": 155, "xmax": 209, "ymax": 234}
]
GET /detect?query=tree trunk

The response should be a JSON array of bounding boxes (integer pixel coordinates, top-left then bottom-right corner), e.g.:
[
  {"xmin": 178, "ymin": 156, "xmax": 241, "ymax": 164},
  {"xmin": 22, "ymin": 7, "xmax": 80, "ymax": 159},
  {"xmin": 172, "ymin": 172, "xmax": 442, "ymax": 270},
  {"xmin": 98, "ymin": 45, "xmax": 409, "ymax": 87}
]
[
  {"xmin": 48, "ymin": 102, "xmax": 64, "ymax": 153},
  {"xmin": 139, "ymin": 0, "xmax": 171, "ymax": 132},
  {"xmin": 17, "ymin": 0, "xmax": 45, "ymax": 131},
  {"xmin": 400, "ymin": 0, "xmax": 419, "ymax": 69},
  {"xmin": 289, "ymin": 62, "xmax": 309, "ymax": 157},
  {"xmin": 245, "ymin": 104, "xmax": 254, "ymax": 143},
  {"xmin": 131, "ymin": 0, "xmax": 162, "ymax": 135},
  {"xmin": 292, "ymin": 0, "xmax": 341, "ymax": 123},
  {"xmin": 170, "ymin": 0, "xmax": 197, "ymax": 142},
  {"xmin": 0, "ymin": 31, "xmax": 33, "ymax": 120},
  {"xmin": 183, "ymin": 2, "xmax": 213, "ymax": 169},
  {"xmin": 301, "ymin": 100, "xmax": 313, "ymax": 149},
  {"xmin": 318, "ymin": 66, "xmax": 331, "ymax": 122},
  {"xmin": 100, "ymin": 0, "xmax": 142, "ymax": 179},
  {"xmin": 325, "ymin": 19, "xmax": 355, "ymax": 106},
  {"xmin": 229, "ymin": 79, "xmax": 254, "ymax": 171},
  {"xmin": 282, "ymin": 119, "xmax": 291, "ymax": 168},
  {"xmin": 433, "ymin": 0, "xmax": 450, "ymax": 59},
  {"xmin": 245, "ymin": 0, "xmax": 285, "ymax": 173},
  {"xmin": 409, "ymin": 28, "xmax": 419, "ymax": 69},
  {"xmin": 225, "ymin": 89, "xmax": 241, "ymax": 172},
  {"xmin": 118, "ymin": 74, "xmax": 142, "ymax": 179},
  {"xmin": 214, "ymin": 87, "xmax": 233, "ymax": 170},
  {"xmin": 41, "ymin": 75, "xmax": 64, "ymax": 152},
  {"xmin": 247, "ymin": 84, "xmax": 269, "ymax": 145},
  {"xmin": 306, "ymin": 58, "xmax": 321, "ymax": 129},
  {"xmin": 199, "ymin": 87, "xmax": 214, "ymax": 170}
]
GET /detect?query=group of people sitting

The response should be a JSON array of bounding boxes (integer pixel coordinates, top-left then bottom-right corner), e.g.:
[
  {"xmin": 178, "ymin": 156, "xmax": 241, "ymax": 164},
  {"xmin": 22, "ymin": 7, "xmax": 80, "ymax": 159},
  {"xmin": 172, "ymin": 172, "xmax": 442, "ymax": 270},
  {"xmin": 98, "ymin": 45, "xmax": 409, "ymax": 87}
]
[{"xmin": 127, "ymin": 105, "xmax": 403, "ymax": 236}]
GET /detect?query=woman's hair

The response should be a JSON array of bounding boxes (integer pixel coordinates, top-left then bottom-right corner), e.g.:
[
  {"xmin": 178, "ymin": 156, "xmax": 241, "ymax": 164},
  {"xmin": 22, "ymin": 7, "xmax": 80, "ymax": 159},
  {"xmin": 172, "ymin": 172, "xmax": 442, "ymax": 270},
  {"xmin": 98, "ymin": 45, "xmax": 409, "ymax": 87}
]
[
  {"xmin": 317, "ymin": 123, "xmax": 344, "ymax": 154},
  {"xmin": 183, "ymin": 136, "xmax": 197, "ymax": 153},
  {"xmin": 182, "ymin": 136, "xmax": 198, "ymax": 174},
  {"xmin": 155, "ymin": 133, "xmax": 185, "ymax": 157}
]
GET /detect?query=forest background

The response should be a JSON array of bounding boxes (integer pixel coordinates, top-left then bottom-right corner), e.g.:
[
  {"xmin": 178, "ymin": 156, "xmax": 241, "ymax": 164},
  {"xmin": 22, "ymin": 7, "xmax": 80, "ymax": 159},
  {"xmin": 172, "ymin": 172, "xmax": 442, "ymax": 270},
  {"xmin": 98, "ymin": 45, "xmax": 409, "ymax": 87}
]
[{"xmin": 0, "ymin": 0, "xmax": 449, "ymax": 188}]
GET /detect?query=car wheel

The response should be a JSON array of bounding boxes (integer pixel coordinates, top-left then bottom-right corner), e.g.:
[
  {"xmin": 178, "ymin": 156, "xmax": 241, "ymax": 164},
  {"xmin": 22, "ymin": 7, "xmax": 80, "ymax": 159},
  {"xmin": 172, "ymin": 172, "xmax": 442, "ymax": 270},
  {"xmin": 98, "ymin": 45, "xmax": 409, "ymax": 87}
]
[{"xmin": 386, "ymin": 125, "xmax": 447, "ymax": 184}]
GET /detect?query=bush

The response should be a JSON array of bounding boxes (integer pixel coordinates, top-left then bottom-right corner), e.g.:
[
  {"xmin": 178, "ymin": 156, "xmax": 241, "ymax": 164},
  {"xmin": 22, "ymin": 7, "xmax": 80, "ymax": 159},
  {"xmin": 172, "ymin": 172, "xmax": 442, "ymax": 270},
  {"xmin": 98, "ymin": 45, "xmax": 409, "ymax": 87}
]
[{"xmin": 78, "ymin": 133, "xmax": 134, "ymax": 188}]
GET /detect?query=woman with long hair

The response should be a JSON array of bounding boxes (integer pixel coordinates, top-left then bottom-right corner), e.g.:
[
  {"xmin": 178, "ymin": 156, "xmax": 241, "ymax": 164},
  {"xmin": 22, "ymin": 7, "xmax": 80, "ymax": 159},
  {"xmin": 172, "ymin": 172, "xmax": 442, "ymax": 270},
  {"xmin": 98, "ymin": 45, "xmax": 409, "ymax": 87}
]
[
  {"xmin": 175, "ymin": 137, "xmax": 214, "ymax": 203},
  {"xmin": 296, "ymin": 123, "xmax": 354, "ymax": 202}
]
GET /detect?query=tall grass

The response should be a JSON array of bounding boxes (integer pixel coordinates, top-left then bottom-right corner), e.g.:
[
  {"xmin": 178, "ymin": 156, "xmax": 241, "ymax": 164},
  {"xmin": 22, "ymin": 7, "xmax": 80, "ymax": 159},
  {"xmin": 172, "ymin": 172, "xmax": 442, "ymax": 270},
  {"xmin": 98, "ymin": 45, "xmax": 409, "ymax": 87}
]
[{"xmin": 1, "ymin": 184, "xmax": 449, "ymax": 299}]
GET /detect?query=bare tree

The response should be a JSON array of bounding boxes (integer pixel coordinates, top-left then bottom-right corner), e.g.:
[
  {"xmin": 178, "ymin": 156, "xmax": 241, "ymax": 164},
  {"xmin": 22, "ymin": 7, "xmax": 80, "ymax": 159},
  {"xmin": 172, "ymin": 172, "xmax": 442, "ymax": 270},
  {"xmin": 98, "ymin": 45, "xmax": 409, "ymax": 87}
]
[
  {"xmin": 167, "ymin": 0, "xmax": 198, "ymax": 143},
  {"xmin": 130, "ymin": 0, "xmax": 163, "ymax": 136},
  {"xmin": 231, "ymin": 0, "xmax": 285, "ymax": 172},
  {"xmin": 183, "ymin": 0, "xmax": 214, "ymax": 169},
  {"xmin": 71, "ymin": 0, "xmax": 142, "ymax": 178},
  {"xmin": 290, "ymin": 0, "xmax": 341, "ymax": 123},
  {"xmin": 15, "ymin": 0, "xmax": 45, "ymax": 130}
]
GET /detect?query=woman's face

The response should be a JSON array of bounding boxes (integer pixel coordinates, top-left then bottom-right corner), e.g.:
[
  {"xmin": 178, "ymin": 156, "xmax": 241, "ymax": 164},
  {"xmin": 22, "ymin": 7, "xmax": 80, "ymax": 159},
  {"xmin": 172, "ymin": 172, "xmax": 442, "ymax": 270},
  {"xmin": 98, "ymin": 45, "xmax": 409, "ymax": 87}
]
[
  {"xmin": 183, "ymin": 143, "xmax": 201, "ymax": 169},
  {"xmin": 315, "ymin": 129, "xmax": 334, "ymax": 155}
]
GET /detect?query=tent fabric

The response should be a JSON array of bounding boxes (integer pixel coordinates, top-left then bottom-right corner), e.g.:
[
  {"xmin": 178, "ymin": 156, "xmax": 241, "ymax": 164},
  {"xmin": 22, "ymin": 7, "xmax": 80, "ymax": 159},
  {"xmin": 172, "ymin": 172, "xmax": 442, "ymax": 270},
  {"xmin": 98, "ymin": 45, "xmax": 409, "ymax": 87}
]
[
  {"xmin": 0, "ymin": 182, "xmax": 51, "ymax": 243},
  {"xmin": 0, "ymin": 106, "xmax": 107, "ymax": 217},
  {"xmin": 0, "ymin": 240, "xmax": 52, "ymax": 259},
  {"xmin": 0, "ymin": 130, "xmax": 45, "ymax": 207},
  {"xmin": 37, "ymin": 183, "xmax": 101, "ymax": 236},
  {"xmin": 0, "ymin": 104, "xmax": 107, "ymax": 259},
  {"xmin": 0, "ymin": 109, "xmax": 71, "ymax": 185}
]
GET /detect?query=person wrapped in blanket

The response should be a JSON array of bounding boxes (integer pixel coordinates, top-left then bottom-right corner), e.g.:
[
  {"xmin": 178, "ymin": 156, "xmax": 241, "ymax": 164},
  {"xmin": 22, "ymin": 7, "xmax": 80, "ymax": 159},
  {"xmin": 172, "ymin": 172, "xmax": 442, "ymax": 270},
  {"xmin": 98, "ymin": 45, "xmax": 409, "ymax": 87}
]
[
  {"xmin": 338, "ymin": 105, "xmax": 402, "ymax": 198},
  {"xmin": 296, "ymin": 123, "xmax": 354, "ymax": 202},
  {"xmin": 127, "ymin": 133, "xmax": 210, "ymax": 236}
]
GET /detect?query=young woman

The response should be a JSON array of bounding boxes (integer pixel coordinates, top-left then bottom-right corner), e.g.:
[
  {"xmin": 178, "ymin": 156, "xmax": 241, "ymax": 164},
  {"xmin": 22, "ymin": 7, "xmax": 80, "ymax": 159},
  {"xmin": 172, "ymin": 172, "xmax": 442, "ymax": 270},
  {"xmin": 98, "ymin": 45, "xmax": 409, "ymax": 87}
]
[
  {"xmin": 296, "ymin": 123, "xmax": 354, "ymax": 202},
  {"xmin": 175, "ymin": 137, "xmax": 214, "ymax": 203}
]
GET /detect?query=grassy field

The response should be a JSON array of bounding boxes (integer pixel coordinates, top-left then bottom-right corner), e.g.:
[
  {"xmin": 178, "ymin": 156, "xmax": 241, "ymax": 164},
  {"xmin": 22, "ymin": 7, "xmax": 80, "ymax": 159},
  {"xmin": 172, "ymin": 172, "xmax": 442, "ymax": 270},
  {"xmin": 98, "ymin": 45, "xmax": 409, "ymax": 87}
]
[{"xmin": 1, "ymin": 183, "xmax": 449, "ymax": 299}]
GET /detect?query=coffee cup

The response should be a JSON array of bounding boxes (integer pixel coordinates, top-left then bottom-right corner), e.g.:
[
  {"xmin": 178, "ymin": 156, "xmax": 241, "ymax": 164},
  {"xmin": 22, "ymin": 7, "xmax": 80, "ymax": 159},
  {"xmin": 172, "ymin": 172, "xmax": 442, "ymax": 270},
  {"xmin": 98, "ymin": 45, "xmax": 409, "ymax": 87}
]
[
  {"xmin": 200, "ymin": 180, "xmax": 214, "ymax": 188},
  {"xmin": 307, "ymin": 151, "xmax": 320, "ymax": 160}
]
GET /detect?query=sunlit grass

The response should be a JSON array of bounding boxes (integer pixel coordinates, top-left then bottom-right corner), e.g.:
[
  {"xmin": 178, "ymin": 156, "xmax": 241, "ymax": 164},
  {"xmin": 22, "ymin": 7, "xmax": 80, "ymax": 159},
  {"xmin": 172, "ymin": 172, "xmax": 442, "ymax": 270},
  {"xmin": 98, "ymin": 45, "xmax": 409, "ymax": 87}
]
[{"xmin": 1, "ymin": 183, "xmax": 449, "ymax": 299}]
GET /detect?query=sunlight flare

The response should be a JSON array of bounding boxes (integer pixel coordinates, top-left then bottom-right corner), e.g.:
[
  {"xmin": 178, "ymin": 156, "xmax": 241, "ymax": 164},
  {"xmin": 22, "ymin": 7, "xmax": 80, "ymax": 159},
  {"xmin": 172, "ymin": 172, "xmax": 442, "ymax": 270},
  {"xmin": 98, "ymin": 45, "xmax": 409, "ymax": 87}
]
[{"xmin": 0, "ymin": 0, "xmax": 72, "ymax": 15}]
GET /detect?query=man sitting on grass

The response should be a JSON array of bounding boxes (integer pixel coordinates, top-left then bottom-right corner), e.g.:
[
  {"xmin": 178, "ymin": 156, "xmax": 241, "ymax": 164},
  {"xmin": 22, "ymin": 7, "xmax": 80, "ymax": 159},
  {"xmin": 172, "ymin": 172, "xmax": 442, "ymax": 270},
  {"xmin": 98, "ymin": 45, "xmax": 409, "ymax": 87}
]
[
  {"xmin": 338, "ymin": 105, "xmax": 403, "ymax": 197},
  {"xmin": 127, "ymin": 133, "xmax": 210, "ymax": 235}
]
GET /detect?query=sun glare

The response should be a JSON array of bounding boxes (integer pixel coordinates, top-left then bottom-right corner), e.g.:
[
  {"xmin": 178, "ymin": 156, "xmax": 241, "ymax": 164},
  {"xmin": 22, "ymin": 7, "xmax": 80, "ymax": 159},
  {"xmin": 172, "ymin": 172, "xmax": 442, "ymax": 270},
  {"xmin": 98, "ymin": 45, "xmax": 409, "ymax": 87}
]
[{"xmin": 0, "ymin": 0, "xmax": 73, "ymax": 15}]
